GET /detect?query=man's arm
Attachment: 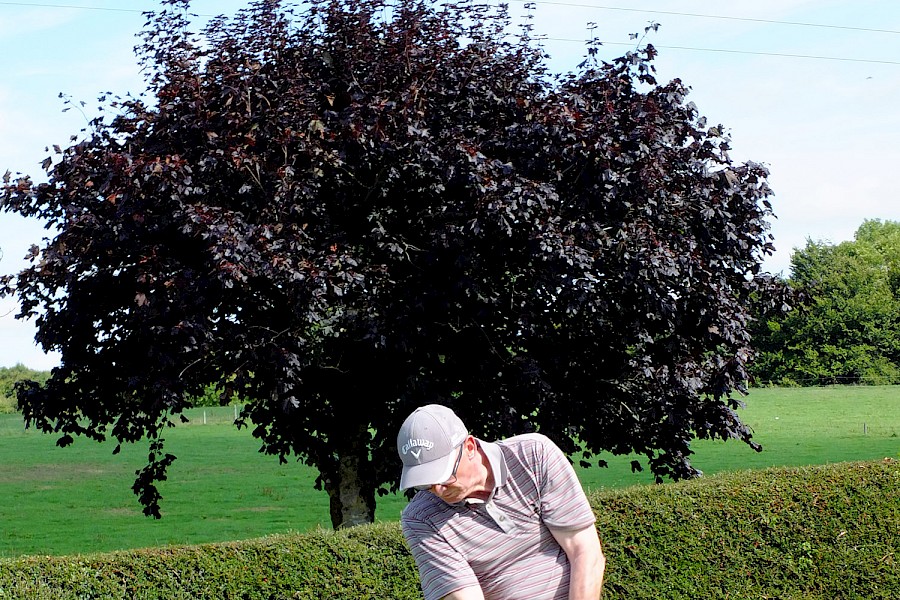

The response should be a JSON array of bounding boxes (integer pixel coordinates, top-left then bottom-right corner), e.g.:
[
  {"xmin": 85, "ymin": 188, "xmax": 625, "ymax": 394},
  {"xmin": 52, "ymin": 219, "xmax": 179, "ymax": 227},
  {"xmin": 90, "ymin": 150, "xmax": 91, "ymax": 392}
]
[
  {"xmin": 441, "ymin": 585, "xmax": 485, "ymax": 600},
  {"xmin": 550, "ymin": 523, "xmax": 606, "ymax": 600}
]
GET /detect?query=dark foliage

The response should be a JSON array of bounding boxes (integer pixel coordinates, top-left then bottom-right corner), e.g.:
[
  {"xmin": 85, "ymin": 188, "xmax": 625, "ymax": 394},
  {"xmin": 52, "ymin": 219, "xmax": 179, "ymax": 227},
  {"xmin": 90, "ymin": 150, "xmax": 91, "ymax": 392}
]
[{"xmin": 0, "ymin": 0, "xmax": 786, "ymax": 526}]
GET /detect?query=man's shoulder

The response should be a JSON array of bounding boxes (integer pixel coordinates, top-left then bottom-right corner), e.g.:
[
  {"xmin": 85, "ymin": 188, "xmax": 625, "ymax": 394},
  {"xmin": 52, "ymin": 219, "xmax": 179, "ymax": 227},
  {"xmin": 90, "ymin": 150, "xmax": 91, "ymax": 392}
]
[
  {"xmin": 498, "ymin": 432, "xmax": 556, "ymax": 451},
  {"xmin": 496, "ymin": 433, "xmax": 568, "ymax": 475}
]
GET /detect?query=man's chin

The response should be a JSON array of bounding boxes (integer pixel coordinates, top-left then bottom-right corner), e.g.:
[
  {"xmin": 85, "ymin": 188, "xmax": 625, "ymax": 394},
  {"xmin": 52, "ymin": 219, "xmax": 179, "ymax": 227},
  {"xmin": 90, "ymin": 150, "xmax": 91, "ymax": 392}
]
[{"xmin": 437, "ymin": 492, "xmax": 466, "ymax": 505}]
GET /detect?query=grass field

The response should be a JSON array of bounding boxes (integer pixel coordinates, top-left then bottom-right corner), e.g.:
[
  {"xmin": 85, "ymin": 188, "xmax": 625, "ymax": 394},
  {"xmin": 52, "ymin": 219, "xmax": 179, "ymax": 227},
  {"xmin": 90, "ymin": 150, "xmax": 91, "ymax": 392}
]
[{"xmin": 1, "ymin": 385, "xmax": 898, "ymax": 558}]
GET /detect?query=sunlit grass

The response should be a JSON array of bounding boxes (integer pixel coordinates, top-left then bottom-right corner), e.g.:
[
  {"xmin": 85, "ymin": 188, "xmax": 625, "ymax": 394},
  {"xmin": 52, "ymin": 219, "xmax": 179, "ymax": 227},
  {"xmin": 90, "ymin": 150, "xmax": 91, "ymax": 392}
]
[{"xmin": 577, "ymin": 385, "xmax": 900, "ymax": 491}]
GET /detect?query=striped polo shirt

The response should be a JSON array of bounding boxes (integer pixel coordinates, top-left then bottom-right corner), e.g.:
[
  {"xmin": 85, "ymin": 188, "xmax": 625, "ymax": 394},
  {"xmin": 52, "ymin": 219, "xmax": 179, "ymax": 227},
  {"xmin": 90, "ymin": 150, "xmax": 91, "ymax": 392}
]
[{"xmin": 401, "ymin": 433, "xmax": 597, "ymax": 600}]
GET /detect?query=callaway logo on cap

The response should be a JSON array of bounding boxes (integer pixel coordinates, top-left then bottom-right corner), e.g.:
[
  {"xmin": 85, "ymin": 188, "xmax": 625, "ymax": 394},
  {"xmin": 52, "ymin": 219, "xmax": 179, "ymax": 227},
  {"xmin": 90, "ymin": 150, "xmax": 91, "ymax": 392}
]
[
  {"xmin": 400, "ymin": 438, "xmax": 434, "ymax": 459},
  {"xmin": 397, "ymin": 404, "xmax": 468, "ymax": 491}
]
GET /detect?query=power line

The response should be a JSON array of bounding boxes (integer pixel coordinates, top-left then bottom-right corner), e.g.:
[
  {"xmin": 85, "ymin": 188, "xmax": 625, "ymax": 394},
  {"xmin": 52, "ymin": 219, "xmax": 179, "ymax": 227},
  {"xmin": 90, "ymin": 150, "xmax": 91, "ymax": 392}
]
[
  {"xmin": 0, "ymin": 1, "xmax": 145, "ymax": 12},
  {"xmin": 545, "ymin": 38, "xmax": 900, "ymax": 66},
  {"xmin": 654, "ymin": 43, "xmax": 900, "ymax": 66},
  {"xmin": 6, "ymin": 0, "xmax": 900, "ymax": 36},
  {"xmin": 3, "ymin": 0, "xmax": 899, "ymax": 66},
  {"xmin": 513, "ymin": 0, "xmax": 900, "ymax": 36},
  {"xmin": 0, "ymin": 0, "xmax": 217, "ymax": 15}
]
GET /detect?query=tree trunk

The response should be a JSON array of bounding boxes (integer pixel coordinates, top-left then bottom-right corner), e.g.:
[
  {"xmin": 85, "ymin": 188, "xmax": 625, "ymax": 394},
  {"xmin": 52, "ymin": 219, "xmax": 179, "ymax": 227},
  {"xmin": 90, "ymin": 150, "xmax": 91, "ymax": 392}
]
[{"xmin": 323, "ymin": 424, "xmax": 376, "ymax": 529}]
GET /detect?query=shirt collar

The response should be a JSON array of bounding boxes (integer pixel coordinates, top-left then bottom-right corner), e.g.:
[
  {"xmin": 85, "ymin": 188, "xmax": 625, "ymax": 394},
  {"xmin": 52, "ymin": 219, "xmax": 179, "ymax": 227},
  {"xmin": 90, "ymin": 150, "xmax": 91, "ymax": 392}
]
[{"xmin": 477, "ymin": 438, "xmax": 507, "ymax": 492}]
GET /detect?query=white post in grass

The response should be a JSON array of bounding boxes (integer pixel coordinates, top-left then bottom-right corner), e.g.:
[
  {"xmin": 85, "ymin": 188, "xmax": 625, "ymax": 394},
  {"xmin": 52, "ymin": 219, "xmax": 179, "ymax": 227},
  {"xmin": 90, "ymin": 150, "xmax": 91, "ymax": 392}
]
[{"xmin": 203, "ymin": 410, "xmax": 207, "ymax": 425}]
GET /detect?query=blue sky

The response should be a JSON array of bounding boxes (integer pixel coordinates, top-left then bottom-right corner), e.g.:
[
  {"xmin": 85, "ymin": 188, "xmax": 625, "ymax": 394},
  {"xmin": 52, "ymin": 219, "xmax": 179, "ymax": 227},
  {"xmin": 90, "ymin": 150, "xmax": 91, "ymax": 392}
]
[{"xmin": 2, "ymin": 0, "xmax": 900, "ymax": 369}]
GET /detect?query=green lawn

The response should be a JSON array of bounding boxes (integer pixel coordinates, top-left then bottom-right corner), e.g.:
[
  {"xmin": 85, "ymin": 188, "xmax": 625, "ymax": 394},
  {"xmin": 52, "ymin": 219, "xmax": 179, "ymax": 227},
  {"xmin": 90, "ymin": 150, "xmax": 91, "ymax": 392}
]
[
  {"xmin": 0, "ymin": 412, "xmax": 333, "ymax": 557},
  {"xmin": 577, "ymin": 385, "xmax": 900, "ymax": 491},
  {"xmin": 1, "ymin": 385, "xmax": 898, "ymax": 557}
]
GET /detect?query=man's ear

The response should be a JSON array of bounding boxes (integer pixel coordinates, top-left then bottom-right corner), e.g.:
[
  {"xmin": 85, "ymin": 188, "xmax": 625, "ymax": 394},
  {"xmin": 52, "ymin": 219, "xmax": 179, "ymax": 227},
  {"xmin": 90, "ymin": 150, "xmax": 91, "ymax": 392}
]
[{"xmin": 465, "ymin": 435, "xmax": 478, "ymax": 457}]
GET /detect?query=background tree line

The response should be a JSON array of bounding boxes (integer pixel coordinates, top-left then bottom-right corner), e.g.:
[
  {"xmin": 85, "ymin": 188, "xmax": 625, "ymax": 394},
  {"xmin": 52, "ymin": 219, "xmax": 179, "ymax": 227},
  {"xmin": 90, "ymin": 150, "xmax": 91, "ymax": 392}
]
[
  {"xmin": 0, "ymin": 365, "xmax": 50, "ymax": 414},
  {"xmin": 751, "ymin": 219, "xmax": 900, "ymax": 386},
  {"xmin": 0, "ymin": 364, "xmax": 227, "ymax": 413}
]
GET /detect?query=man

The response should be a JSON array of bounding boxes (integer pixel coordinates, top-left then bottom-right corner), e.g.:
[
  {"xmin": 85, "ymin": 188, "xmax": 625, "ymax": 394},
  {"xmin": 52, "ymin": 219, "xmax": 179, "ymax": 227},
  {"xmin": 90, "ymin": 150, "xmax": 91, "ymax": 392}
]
[{"xmin": 397, "ymin": 404, "xmax": 606, "ymax": 600}]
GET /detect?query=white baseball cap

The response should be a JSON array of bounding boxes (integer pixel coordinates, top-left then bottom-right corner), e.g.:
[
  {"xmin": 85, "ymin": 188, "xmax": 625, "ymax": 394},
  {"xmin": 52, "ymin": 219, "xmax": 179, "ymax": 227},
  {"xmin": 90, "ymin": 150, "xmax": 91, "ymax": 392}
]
[{"xmin": 397, "ymin": 404, "xmax": 468, "ymax": 491}]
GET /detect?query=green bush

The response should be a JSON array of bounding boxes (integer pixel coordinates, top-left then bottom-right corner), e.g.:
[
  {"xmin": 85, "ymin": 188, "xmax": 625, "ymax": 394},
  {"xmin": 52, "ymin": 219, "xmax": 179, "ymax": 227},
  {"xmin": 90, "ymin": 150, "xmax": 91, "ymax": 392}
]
[
  {"xmin": 595, "ymin": 459, "xmax": 900, "ymax": 599},
  {"xmin": 188, "ymin": 382, "xmax": 243, "ymax": 407},
  {"xmin": 0, "ymin": 365, "xmax": 49, "ymax": 414},
  {"xmin": 1, "ymin": 460, "xmax": 897, "ymax": 599},
  {"xmin": 0, "ymin": 524, "xmax": 420, "ymax": 600}
]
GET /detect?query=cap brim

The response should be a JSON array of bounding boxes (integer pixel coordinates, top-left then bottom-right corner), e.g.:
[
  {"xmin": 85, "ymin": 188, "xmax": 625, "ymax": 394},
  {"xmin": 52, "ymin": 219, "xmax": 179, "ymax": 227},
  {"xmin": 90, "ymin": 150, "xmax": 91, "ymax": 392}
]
[{"xmin": 399, "ymin": 446, "xmax": 459, "ymax": 491}]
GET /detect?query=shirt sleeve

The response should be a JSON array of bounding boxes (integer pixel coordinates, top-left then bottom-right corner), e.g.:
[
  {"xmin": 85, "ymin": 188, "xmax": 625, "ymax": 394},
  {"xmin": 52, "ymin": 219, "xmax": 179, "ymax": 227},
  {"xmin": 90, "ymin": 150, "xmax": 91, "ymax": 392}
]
[
  {"xmin": 534, "ymin": 435, "xmax": 597, "ymax": 531},
  {"xmin": 402, "ymin": 511, "xmax": 481, "ymax": 600}
]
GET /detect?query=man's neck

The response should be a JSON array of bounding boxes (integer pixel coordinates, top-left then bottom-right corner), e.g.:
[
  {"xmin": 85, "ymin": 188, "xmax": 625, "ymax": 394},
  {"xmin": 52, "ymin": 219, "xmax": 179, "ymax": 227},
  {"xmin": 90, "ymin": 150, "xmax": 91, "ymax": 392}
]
[{"xmin": 466, "ymin": 447, "xmax": 495, "ymax": 502}]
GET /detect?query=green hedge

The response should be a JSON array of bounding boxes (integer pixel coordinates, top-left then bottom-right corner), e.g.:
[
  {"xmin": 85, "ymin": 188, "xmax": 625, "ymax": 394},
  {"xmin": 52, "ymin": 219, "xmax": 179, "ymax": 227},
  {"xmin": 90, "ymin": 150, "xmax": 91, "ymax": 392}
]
[
  {"xmin": 595, "ymin": 459, "xmax": 900, "ymax": 599},
  {"xmin": 1, "ymin": 460, "xmax": 898, "ymax": 599}
]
